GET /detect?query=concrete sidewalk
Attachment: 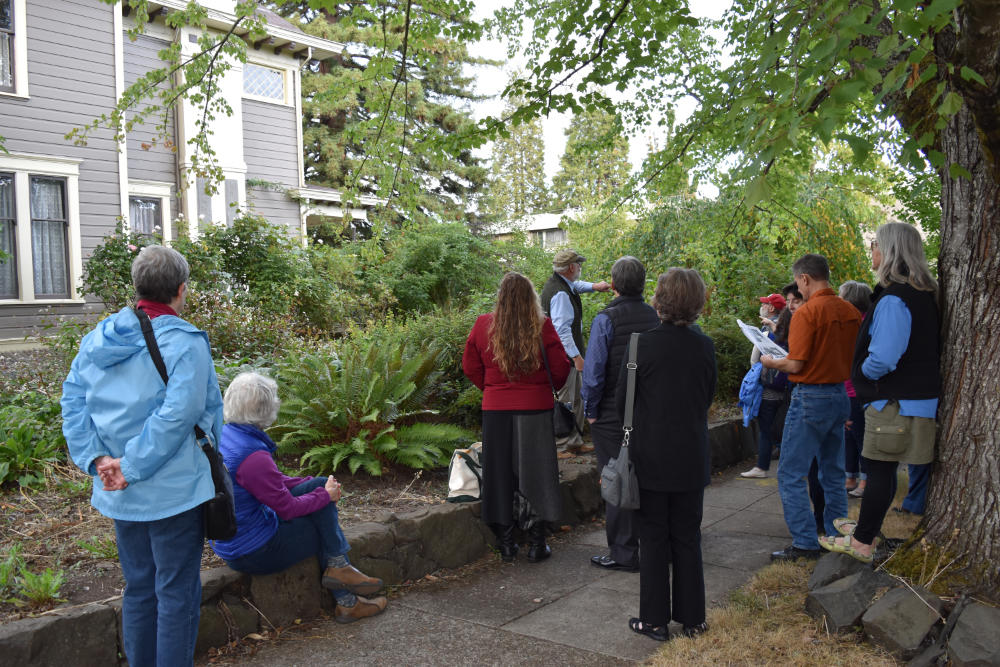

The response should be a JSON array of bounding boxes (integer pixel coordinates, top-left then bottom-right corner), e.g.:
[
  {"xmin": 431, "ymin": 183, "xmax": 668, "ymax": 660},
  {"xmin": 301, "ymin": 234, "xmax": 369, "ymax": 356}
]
[{"xmin": 227, "ymin": 465, "xmax": 788, "ymax": 666}]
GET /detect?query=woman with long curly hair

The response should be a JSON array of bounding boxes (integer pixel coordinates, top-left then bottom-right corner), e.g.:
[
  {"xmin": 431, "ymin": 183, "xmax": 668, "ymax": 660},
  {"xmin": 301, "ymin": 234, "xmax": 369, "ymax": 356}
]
[{"xmin": 462, "ymin": 272, "xmax": 570, "ymax": 563}]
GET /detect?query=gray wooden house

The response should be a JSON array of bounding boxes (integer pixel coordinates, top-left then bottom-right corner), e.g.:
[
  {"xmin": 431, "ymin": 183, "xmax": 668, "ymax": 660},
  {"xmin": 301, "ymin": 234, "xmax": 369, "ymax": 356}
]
[{"xmin": 0, "ymin": 0, "xmax": 375, "ymax": 346}]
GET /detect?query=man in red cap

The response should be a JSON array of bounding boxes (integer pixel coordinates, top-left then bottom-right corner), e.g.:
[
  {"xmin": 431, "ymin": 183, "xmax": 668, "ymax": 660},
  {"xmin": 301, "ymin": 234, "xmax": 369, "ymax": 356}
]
[{"xmin": 758, "ymin": 293, "xmax": 786, "ymax": 331}]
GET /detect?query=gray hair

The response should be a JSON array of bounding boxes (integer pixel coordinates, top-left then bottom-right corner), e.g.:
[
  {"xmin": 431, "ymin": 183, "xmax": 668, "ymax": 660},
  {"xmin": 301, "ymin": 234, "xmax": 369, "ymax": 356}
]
[
  {"xmin": 131, "ymin": 245, "xmax": 189, "ymax": 303},
  {"xmin": 652, "ymin": 267, "xmax": 706, "ymax": 326},
  {"xmin": 838, "ymin": 280, "xmax": 872, "ymax": 315},
  {"xmin": 791, "ymin": 253, "xmax": 830, "ymax": 282},
  {"xmin": 874, "ymin": 222, "xmax": 938, "ymax": 293},
  {"xmin": 224, "ymin": 372, "xmax": 280, "ymax": 429},
  {"xmin": 611, "ymin": 256, "xmax": 646, "ymax": 297}
]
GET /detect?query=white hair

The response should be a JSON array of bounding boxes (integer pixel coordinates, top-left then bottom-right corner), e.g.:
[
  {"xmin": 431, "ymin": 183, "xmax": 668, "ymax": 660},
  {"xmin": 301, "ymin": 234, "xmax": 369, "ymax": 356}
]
[
  {"xmin": 874, "ymin": 222, "xmax": 937, "ymax": 294},
  {"xmin": 224, "ymin": 372, "xmax": 280, "ymax": 429}
]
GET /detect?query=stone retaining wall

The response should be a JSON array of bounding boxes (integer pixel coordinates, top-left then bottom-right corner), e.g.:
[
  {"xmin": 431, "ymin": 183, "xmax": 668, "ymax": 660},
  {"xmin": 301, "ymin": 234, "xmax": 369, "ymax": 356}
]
[{"xmin": 0, "ymin": 419, "xmax": 755, "ymax": 665}]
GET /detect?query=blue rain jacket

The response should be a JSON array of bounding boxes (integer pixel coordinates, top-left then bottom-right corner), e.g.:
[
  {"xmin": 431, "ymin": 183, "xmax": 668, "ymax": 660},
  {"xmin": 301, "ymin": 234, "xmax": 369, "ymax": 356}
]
[
  {"xmin": 61, "ymin": 308, "xmax": 224, "ymax": 522},
  {"xmin": 739, "ymin": 362, "xmax": 764, "ymax": 427}
]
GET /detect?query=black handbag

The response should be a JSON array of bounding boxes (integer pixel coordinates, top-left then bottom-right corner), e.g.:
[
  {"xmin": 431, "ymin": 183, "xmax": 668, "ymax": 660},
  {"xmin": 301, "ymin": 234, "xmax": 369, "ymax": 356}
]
[
  {"xmin": 135, "ymin": 307, "xmax": 237, "ymax": 541},
  {"xmin": 540, "ymin": 341, "xmax": 578, "ymax": 438},
  {"xmin": 599, "ymin": 333, "xmax": 640, "ymax": 510}
]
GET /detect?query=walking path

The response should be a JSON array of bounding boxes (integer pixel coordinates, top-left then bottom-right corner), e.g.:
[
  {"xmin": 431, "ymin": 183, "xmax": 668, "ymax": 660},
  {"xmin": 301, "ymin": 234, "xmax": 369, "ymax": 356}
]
[{"xmin": 230, "ymin": 466, "xmax": 790, "ymax": 666}]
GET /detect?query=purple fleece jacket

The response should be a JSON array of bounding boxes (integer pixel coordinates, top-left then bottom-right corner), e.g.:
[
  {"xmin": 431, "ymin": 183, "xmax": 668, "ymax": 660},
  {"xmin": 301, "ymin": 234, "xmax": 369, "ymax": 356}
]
[{"xmin": 235, "ymin": 451, "xmax": 329, "ymax": 520}]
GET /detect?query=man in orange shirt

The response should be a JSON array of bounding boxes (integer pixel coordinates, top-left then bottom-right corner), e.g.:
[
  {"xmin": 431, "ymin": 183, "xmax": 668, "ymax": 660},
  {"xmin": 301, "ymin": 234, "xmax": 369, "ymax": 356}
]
[{"xmin": 761, "ymin": 254, "xmax": 862, "ymax": 561}]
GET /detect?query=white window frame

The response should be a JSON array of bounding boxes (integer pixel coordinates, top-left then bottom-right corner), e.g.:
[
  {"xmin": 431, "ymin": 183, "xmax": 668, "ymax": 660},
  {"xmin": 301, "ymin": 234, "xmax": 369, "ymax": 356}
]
[
  {"xmin": 241, "ymin": 61, "xmax": 291, "ymax": 106},
  {"xmin": 0, "ymin": 153, "xmax": 83, "ymax": 304},
  {"xmin": 128, "ymin": 180, "xmax": 173, "ymax": 243},
  {"xmin": 0, "ymin": 0, "xmax": 28, "ymax": 99}
]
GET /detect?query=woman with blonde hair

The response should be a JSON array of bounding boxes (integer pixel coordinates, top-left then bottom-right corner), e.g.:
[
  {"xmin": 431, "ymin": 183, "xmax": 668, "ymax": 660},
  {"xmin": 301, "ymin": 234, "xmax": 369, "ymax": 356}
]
[
  {"xmin": 821, "ymin": 222, "xmax": 940, "ymax": 563},
  {"xmin": 462, "ymin": 272, "xmax": 570, "ymax": 562}
]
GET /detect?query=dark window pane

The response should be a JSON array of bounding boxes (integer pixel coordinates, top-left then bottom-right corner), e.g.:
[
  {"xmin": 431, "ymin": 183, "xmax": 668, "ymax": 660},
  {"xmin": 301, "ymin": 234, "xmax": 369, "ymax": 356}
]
[{"xmin": 0, "ymin": 172, "xmax": 15, "ymax": 298}]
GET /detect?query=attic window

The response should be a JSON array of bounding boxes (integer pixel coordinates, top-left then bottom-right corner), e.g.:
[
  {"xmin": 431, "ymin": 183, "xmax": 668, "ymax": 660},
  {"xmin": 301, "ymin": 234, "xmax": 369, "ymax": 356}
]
[{"xmin": 243, "ymin": 63, "xmax": 284, "ymax": 101}]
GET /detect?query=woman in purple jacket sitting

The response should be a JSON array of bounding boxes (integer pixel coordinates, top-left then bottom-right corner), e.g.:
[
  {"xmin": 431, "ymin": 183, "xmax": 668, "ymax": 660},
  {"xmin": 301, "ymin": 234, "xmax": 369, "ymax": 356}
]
[{"xmin": 211, "ymin": 372, "xmax": 387, "ymax": 623}]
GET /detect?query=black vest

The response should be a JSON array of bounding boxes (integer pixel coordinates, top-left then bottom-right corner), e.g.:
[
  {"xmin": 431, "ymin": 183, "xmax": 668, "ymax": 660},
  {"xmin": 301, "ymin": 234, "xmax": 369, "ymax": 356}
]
[
  {"xmin": 540, "ymin": 272, "xmax": 584, "ymax": 356},
  {"xmin": 851, "ymin": 282, "xmax": 940, "ymax": 402},
  {"xmin": 597, "ymin": 295, "xmax": 661, "ymax": 420}
]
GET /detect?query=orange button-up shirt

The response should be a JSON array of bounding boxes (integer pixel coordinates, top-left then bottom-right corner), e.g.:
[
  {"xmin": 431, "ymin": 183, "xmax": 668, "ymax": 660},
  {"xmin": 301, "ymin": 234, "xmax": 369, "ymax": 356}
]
[{"xmin": 787, "ymin": 288, "xmax": 862, "ymax": 385}]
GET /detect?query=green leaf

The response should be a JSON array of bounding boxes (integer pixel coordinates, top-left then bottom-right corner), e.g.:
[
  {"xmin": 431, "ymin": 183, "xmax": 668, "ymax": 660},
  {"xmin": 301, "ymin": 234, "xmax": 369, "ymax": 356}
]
[
  {"xmin": 938, "ymin": 92, "xmax": 963, "ymax": 116},
  {"xmin": 839, "ymin": 134, "xmax": 874, "ymax": 164},
  {"xmin": 948, "ymin": 163, "xmax": 972, "ymax": 180},
  {"xmin": 745, "ymin": 173, "xmax": 772, "ymax": 208},
  {"xmin": 960, "ymin": 66, "xmax": 986, "ymax": 86}
]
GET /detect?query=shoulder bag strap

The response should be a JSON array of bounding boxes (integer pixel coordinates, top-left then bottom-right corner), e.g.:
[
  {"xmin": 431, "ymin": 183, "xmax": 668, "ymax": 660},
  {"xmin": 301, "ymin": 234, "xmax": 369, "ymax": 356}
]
[
  {"xmin": 622, "ymin": 333, "xmax": 640, "ymax": 440},
  {"xmin": 135, "ymin": 307, "xmax": 208, "ymax": 441},
  {"xmin": 539, "ymin": 340, "xmax": 559, "ymax": 398}
]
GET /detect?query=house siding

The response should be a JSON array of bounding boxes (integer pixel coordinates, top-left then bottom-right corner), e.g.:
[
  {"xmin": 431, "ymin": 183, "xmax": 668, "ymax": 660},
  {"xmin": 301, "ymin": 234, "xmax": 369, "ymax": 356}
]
[
  {"xmin": 123, "ymin": 33, "xmax": 177, "ymax": 186},
  {"xmin": 242, "ymin": 99, "xmax": 300, "ymax": 233},
  {"xmin": 0, "ymin": 0, "xmax": 120, "ymax": 341}
]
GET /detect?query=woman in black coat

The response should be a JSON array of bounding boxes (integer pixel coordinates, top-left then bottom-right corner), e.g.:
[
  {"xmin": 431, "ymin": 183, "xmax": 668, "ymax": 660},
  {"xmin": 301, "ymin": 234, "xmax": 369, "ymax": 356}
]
[{"xmin": 616, "ymin": 267, "xmax": 716, "ymax": 642}]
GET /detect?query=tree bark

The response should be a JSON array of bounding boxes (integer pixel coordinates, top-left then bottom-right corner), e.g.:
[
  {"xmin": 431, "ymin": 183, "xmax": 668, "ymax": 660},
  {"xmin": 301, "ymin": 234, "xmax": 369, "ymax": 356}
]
[{"xmin": 922, "ymin": 102, "xmax": 1000, "ymax": 597}]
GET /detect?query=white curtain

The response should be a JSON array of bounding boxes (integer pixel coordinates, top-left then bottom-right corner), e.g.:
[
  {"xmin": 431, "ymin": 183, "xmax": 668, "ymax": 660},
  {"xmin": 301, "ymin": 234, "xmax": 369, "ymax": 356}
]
[
  {"xmin": 1, "ymin": 0, "xmax": 12, "ymax": 91},
  {"xmin": 129, "ymin": 197, "xmax": 160, "ymax": 235},
  {"xmin": 30, "ymin": 177, "xmax": 68, "ymax": 298},
  {"xmin": 0, "ymin": 174, "xmax": 15, "ymax": 298}
]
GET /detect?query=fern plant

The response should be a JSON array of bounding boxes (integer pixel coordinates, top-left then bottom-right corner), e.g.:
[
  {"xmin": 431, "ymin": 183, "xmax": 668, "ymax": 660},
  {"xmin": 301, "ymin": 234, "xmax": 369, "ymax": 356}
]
[
  {"xmin": 272, "ymin": 341, "xmax": 474, "ymax": 475},
  {"xmin": 0, "ymin": 405, "xmax": 64, "ymax": 488}
]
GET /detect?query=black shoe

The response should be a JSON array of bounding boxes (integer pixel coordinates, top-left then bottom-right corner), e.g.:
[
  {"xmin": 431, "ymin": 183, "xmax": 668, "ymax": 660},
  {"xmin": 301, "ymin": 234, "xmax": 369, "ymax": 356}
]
[
  {"xmin": 683, "ymin": 622, "xmax": 708, "ymax": 638},
  {"xmin": 527, "ymin": 543, "xmax": 551, "ymax": 562},
  {"xmin": 892, "ymin": 506, "xmax": 920, "ymax": 516},
  {"xmin": 629, "ymin": 617, "xmax": 669, "ymax": 642},
  {"xmin": 492, "ymin": 524, "xmax": 519, "ymax": 562},
  {"xmin": 770, "ymin": 545, "xmax": 822, "ymax": 562},
  {"xmin": 591, "ymin": 554, "xmax": 638, "ymax": 572}
]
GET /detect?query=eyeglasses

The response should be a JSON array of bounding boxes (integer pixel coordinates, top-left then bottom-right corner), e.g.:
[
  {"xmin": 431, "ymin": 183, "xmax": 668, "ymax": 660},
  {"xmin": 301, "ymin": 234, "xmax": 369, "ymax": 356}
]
[{"xmin": 870, "ymin": 240, "xmax": 878, "ymax": 251}]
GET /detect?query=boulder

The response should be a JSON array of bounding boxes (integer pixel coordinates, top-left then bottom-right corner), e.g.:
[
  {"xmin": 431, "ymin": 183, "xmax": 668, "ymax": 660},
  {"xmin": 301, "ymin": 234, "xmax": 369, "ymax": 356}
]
[
  {"xmin": 351, "ymin": 556, "xmax": 403, "ymax": 585},
  {"xmin": 862, "ymin": 585, "xmax": 943, "ymax": 659},
  {"xmin": 417, "ymin": 504, "xmax": 489, "ymax": 570},
  {"xmin": 947, "ymin": 602, "xmax": 1000, "ymax": 666},
  {"xmin": 249, "ymin": 556, "xmax": 324, "ymax": 628},
  {"xmin": 0, "ymin": 603, "xmax": 118, "ymax": 666},
  {"xmin": 200, "ymin": 566, "xmax": 244, "ymax": 601},
  {"xmin": 809, "ymin": 552, "xmax": 871, "ymax": 590},
  {"xmin": 343, "ymin": 521, "xmax": 395, "ymax": 557},
  {"xmin": 805, "ymin": 568, "xmax": 897, "ymax": 633}
]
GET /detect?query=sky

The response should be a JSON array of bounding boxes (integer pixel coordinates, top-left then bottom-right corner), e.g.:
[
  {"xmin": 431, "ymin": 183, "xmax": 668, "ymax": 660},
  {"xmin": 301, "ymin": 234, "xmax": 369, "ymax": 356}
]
[{"xmin": 467, "ymin": 0, "xmax": 733, "ymax": 185}]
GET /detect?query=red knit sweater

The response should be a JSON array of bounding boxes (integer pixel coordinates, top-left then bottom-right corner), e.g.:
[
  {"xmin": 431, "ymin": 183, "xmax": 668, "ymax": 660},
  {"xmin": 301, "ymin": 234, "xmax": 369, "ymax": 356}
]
[{"xmin": 462, "ymin": 314, "xmax": 571, "ymax": 411}]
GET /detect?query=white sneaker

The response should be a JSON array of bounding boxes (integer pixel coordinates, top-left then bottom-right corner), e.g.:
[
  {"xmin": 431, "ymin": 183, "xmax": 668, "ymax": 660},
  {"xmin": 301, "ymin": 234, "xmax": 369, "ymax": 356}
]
[{"xmin": 740, "ymin": 467, "xmax": 768, "ymax": 478}]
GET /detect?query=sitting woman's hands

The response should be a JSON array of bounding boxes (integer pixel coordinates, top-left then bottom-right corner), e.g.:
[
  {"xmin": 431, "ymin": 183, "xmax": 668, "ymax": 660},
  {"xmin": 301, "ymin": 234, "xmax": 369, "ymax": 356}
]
[{"xmin": 325, "ymin": 476, "xmax": 342, "ymax": 502}]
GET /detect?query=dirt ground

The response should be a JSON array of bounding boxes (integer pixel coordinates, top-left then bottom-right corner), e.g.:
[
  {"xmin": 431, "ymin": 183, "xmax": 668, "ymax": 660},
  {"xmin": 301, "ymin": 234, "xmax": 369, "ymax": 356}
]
[{"xmin": 0, "ymin": 463, "xmax": 450, "ymax": 623}]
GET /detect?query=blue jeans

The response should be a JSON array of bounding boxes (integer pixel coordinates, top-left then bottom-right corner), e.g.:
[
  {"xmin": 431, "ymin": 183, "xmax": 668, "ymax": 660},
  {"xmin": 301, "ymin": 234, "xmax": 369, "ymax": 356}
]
[
  {"xmin": 227, "ymin": 478, "xmax": 350, "ymax": 583},
  {"xmin": 115, "ymin": 505, "xmax": 204, "ymax": 667},
  {"xmin": 755, "ymin": 398, "xmax": 781, "ymax": 470},
  {"xmin": 777, "ymin": 384, "xmax": 850, "ymax": 549},
  {"xmin": 902, "ymin": 464, "xmax": 930, "ymax": 514}
]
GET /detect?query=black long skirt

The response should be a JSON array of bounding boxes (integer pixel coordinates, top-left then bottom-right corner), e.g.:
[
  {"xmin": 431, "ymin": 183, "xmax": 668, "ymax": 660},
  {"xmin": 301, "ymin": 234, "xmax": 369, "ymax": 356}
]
[{"xmin": 480, "ymin": 409, "xmax": 563, "ymax": 526}]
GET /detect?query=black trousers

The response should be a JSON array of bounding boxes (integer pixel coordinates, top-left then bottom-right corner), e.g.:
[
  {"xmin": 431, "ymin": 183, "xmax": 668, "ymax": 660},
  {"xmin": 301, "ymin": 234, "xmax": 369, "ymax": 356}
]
[
  {"xmin": 854, "ymin": 457, "xmax": 899, "ymax": 545},
  {"xmin": 637, "ymin": 486, "xmax": 706, "ymax": 628},
  {"xmin": 592, "ymin": 420, "xmax": 639, "ymax": 566}
]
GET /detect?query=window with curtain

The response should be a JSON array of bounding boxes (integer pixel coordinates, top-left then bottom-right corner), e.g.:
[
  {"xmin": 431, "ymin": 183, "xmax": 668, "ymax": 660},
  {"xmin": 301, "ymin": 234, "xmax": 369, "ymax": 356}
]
[
  {"xmin": 0, "ymin": 172, "xmax": 15, "ymax": 298},
  {"xmin": 30, "ymin": 176, "xmax": 68, "ymax": 298},
  {"xmin": 0, "ymin": 0, "xmax": 13, "ymax": 92},
  {"xmin": 129, "ymin": 196, "xmax": 161, "ymax": 235}
]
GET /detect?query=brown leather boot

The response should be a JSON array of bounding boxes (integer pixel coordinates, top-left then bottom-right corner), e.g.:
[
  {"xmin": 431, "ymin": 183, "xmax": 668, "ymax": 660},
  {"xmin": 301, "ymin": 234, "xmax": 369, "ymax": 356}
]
[
  {"xmin": 322, "ymin": 564, "xmax": 384, "ymax": 595},
  {"xmin": 334, "ymin": 595, "xmax": 388, "ymax": 624}
]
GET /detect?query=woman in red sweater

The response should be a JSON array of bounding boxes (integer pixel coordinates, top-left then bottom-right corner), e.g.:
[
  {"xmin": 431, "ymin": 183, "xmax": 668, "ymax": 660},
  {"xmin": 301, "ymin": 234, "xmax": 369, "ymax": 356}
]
[{"xmin": 462, "ymin": 272, "xmax": 571, "ymax": 563}]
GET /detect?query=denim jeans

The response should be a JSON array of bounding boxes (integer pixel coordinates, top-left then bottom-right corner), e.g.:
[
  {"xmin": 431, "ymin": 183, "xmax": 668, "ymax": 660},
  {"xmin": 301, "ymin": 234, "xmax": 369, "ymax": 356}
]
[
  {"xmin": 755, "ymin": 398, "xmax": 782, "ymax": 470},
  {"xmin": 902, "ymin": 464, "xmax": 930, "ymax": 514},
  {"xmin": 227, "ymin": 477, "xmax": 351, "ymax": 582},
  {"xmin": 777, "ymin": 384, "xmax": 850, "ymax": 549},
  {"xmin": 114, "ymin": 505, "xmax": 204, "ymax": 667}
]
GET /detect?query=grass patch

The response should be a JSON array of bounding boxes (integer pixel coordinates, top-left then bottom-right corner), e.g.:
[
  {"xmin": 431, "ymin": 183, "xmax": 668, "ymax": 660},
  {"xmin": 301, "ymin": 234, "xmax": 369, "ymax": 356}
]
[{"xmin": 651, "ymin": 562, "xmax": 897, "ymax": 665}]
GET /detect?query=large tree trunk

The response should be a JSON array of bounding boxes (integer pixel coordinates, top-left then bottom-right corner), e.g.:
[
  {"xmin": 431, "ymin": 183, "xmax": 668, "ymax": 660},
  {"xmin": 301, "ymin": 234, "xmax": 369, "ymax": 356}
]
[{"xmin": 923, "ymin": 103, "xmax": 1000, "ymax": 597}]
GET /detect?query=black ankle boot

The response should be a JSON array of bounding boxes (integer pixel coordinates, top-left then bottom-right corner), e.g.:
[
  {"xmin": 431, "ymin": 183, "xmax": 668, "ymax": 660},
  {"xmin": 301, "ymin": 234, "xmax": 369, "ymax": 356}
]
[
  {"xmin": 526, "ymin": 523, "xmax": 551, "ymax": 563},
  {"xmin": 493, "ymin": 524, "xmax": 518, "ymax": 562}
]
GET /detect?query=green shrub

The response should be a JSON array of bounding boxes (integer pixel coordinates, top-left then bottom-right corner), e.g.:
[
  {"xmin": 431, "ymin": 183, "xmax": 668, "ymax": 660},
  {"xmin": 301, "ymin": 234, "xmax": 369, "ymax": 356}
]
[
  {"xmin": 272, "ymin": 341, "xmax": 474, "ymax": 475},
  {"xmin": 701, "ymin": 313, "xmax": 751, "ymax": 402},
  {"xmin": 76, "ymin": 536, "xmax": 118, "ymax": 560},
  {"xmin": 0, "ymin": 545, "xmax": 25, "ymax": 598},
  {"xmin": 79, "ymin": 221, "xmax": 156, "ymax": 309},
  {"xmin": 0, "ymin": 396, "xmax": 65, "ymax": 488},
  {"xmin": 184, "ymin": 287, "xmax": 300, "ymax": 361}
]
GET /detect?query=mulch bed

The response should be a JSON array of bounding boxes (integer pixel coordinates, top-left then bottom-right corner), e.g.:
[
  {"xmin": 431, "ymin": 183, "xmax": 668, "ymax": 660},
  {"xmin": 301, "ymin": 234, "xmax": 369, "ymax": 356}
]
[{"xmin": 0, "ymin": 463, "xmax": 450, "ymax": 624}]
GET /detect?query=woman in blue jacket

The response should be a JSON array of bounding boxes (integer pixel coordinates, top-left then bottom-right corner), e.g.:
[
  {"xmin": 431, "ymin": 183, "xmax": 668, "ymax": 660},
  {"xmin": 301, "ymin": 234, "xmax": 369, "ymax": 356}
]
[{"xmin": 62, "ymin": 246, "xmax": 223, "ymax": 667}]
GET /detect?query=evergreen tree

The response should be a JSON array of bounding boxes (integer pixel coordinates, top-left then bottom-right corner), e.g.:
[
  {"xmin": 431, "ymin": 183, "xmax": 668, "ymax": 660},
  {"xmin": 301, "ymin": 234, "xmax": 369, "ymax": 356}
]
[
  {"xmin": 483, "ymin": 95, "xmax": 551, "ymax": 222},
  {"xmin": 551, "ymin": 109, "xmax": 631, "ymax": 208},
  {"xmin": 273, "ymin": 1, "xmax": 492, "ymax": 229}
]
